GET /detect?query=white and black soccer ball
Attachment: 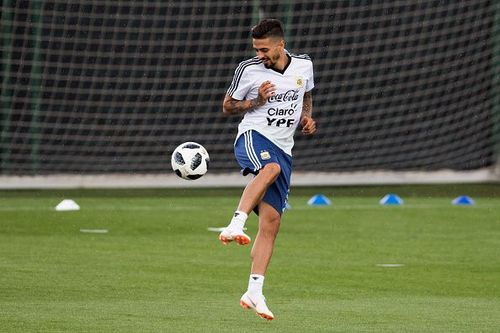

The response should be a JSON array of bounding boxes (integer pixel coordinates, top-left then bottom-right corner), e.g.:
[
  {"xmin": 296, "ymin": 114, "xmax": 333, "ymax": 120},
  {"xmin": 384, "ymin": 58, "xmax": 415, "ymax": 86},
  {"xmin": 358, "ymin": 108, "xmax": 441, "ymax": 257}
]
[{"xmin": 171, "ymin": 142, "xmax": 210, "ymax": 180}]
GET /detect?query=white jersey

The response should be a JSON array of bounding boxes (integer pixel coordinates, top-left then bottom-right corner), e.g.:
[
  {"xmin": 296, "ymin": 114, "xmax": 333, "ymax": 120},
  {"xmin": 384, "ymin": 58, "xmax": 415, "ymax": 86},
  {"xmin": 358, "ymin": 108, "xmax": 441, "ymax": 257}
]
[{"xmin": 227, "ymin": 52, "xmax": 314, "ymax": 156}]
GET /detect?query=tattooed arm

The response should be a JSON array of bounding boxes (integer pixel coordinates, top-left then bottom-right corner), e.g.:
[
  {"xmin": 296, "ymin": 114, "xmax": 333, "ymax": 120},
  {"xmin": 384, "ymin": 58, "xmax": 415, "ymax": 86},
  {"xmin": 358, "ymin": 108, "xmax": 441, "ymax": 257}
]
[
  {"xmin": 222, "ymin": 81, "xmax": 276, "ymax": 115},
  {"xmin": 301, "ymin": 91, "xmax": 312, "ymax": 119},
  {"xmin": 222, "ymin": 95, "xmax": 265, "ymax": 115},
  {"xmin": 300, "ymin": 91, "xmax": 316, "ymax": 135}
]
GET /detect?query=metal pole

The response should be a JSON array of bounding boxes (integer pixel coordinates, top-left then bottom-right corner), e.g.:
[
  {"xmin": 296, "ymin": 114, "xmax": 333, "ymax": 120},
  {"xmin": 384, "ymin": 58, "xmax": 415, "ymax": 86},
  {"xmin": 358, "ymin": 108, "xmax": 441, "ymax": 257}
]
[
  {"xmin": 0, "ymin": 1, "xmax": 15, "ymax": 174},
  {"xmin": 252, "ymin": 0, "xmax": 262, "ymax": 24},
  {"xmin": 29, "ymin": 0, "xmax": 44, "ymax": 173},
  {"xmin": 493, "ymin": 2, "xmax": 500, "ymax": 178},
  {"xmin": 282, "ymin": 0, "xmax": 293, "ymax": 48}
]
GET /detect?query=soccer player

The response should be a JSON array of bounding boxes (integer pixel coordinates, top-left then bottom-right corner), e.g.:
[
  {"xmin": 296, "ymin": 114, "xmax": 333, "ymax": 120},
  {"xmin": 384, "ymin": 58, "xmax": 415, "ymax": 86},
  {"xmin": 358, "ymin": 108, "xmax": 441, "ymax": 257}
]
[{"xmin": 219, "ymin": 18, "xmax": 316, "ymax": 320}]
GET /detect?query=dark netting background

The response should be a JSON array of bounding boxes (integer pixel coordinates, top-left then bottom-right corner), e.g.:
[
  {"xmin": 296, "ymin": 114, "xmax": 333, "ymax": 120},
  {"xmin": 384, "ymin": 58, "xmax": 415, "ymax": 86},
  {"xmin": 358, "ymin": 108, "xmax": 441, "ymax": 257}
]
[{"xmin": 1, "ymin": 1, "xmax": 498, "ymax": 175}]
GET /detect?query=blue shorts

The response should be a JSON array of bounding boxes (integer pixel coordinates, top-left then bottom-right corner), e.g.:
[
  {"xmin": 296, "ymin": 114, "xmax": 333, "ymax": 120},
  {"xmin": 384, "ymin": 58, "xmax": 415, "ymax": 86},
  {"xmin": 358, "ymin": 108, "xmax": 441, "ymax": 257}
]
[{"xmin": 234, "ymin": 130, "xmax": 292, "ymax": 215}]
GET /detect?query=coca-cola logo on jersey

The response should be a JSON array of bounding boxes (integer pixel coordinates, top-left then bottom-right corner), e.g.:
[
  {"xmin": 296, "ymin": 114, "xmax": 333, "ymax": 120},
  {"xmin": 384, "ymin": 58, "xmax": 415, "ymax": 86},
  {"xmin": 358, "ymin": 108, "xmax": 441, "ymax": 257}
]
[{"xmin": 268, "ymin": 89, "xmax": 300, "ymax": 103}]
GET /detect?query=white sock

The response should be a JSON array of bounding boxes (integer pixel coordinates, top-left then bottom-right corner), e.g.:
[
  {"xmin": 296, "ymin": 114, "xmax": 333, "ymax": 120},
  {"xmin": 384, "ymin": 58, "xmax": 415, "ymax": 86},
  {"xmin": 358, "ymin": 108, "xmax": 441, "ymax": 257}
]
[
  {"xmin": 248, "ymin": 274, "xmax": 265, "ymax": 296},
  {"xmin": 229, "ymin": 210, "xmax": 248, "ymax": 229}
]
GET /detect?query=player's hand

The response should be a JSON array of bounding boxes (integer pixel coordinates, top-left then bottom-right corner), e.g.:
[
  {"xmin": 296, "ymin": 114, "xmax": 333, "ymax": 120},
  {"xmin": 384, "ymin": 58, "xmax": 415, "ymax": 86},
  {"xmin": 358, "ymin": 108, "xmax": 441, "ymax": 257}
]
[
  {"xmin": 256, "ymin": 80, "xmax": 276, "ymax": 106},
  {"xmin": 301, "ymin": 116, "xmax": 316, "ymax": 135}
]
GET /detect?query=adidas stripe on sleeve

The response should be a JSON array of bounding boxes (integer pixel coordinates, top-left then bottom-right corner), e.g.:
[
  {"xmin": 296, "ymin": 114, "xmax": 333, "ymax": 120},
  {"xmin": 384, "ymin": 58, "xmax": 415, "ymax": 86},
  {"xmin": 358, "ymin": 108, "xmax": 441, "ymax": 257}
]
[{"xmin": 227, "ymin": 58, "xmax": 262, "ymax": 100}]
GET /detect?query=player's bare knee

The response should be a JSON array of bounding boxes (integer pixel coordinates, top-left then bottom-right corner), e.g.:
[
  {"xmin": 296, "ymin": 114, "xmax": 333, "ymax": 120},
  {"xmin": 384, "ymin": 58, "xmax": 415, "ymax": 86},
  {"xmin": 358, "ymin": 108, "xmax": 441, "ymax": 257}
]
[
  {"xmin": 260, "ymin": 163, "xmax": 280, "ymax": 184},
  {"xmin": 261, "ymin": 216, "xmax": 280, "ymax": 238},
  {"xmin": 266, "ymin": 163, "xmax": 281, "ymax": 177}
]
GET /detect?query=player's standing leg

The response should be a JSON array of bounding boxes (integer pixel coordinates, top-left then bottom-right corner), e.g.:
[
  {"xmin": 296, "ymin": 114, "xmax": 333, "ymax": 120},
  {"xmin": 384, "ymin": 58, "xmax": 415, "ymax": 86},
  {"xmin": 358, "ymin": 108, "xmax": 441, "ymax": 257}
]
[
  {"xmin": 239, "ymin": 201, "xmax": 279, "ymax": 320},
  {"xmin": 250, "ymin": 201, "xmax": 281, "ymax": 275}
]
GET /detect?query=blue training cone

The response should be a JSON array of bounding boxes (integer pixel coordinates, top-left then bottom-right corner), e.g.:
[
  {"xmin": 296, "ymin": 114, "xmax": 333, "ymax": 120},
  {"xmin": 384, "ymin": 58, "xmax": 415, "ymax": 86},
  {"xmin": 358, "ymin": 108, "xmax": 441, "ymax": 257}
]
[
  {"xmin": 307, "ymin": 194, "xmax": 331, "ymax": 206},
  {"xmin": 379, "ymin": 193, "xmax": 404, "ymax": 205},
  {"xmin": 452, "ymin": 195, "xmax": 475, "ymax": 206}
]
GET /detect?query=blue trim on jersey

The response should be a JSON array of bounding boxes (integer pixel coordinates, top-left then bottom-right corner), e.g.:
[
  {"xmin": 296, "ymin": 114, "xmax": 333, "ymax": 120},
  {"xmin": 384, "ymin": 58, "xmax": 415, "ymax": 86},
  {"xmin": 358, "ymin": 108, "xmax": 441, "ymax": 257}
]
[{"xmin": 234, "ymin": 130, "xmax": 292, "ymax": 215}]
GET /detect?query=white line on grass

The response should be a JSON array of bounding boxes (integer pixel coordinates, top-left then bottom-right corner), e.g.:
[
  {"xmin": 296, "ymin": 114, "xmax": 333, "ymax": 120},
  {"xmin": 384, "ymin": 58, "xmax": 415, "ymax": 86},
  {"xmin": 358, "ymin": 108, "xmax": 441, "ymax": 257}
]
[
  {"xmin": 80, "ymin": 229, "xmax": 109, "ymax": 234},
  {"xmin": 207, "ymin": 227, "xmax": 225, "ymax": 232}
]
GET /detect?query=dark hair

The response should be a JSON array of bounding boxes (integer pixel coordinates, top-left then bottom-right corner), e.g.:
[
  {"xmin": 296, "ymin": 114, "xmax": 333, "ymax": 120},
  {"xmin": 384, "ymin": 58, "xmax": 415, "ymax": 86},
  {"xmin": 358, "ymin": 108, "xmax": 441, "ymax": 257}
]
[{"xmin": 251, "ymin": 19, "xmax": 284, "ymax": 39}]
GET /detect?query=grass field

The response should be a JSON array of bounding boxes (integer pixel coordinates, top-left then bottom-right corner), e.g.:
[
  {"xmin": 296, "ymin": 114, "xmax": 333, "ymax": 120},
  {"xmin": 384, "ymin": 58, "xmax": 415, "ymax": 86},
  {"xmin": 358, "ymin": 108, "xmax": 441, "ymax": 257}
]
[{"xmin": 1, "ymin": 185, "xmax": 499, "ymax": 332}]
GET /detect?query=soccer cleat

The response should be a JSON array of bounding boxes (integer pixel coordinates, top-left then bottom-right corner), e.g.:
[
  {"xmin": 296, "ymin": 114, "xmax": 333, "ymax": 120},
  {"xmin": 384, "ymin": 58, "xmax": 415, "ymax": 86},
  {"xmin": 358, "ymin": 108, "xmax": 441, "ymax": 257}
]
[
  {"xmin": 239, "ymin": 292, "xmax": 274, "ymax": 321},
  {"xmin": 218, "ymin": 226, "xmax": 251, "ymax": 246}
]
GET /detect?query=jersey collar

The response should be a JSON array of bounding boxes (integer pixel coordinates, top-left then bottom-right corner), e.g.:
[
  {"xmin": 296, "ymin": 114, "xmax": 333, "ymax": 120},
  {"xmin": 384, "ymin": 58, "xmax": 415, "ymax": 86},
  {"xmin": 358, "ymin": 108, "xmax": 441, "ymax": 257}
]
[{"xmin": 269, "ymin": 53, "xmax": 292, "ymax": 75}]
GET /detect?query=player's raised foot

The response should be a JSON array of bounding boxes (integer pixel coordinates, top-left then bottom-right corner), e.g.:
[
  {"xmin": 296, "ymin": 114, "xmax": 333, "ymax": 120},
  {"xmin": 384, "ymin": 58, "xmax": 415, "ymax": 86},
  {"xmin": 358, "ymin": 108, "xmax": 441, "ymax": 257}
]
[
  {"xmin": 218, "ymin": 226, "xmax": 251, "ymax": 246},
  {"xmin": 239, "ymin": 291, "xmax": 274, "ymax": 321}
]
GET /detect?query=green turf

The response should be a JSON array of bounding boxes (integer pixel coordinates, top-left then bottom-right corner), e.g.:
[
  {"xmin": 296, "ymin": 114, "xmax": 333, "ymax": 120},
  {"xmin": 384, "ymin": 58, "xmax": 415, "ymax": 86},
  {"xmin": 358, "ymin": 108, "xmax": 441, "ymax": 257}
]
[{"xmin": 1, "ymin": 185, "xmax": 499, "ymax": 332}]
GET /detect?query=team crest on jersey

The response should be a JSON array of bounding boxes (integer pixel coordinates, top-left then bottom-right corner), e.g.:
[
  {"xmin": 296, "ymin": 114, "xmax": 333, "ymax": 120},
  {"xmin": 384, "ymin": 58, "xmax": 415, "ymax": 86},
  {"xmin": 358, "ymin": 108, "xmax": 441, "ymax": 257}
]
[
  {"xmin": 295, "ymin": 76, "xmax": 304, "ymax": 88},
  {"xmin": 260, "ymin": 150, "xmax": 271, "ymax": 160}
]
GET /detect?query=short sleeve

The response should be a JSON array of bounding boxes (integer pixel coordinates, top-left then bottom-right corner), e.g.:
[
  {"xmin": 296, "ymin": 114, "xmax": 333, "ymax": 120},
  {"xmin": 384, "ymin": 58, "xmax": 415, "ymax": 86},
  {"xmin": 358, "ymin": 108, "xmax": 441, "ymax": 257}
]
[
  {"xmin": 306, "ymin": 61, "xmax": 314, "ymax": 92},
  {"xmin": 227, "ymin": 64, "xmax": 253, "ymax": 101}
]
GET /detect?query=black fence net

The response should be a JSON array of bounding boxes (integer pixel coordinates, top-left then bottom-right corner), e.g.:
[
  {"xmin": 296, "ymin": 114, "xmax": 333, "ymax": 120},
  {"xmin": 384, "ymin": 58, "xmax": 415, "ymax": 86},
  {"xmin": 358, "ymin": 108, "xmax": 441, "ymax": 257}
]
[{"xmin": 1, "ymin": 1, "xmax": 498, "ymax": 175}]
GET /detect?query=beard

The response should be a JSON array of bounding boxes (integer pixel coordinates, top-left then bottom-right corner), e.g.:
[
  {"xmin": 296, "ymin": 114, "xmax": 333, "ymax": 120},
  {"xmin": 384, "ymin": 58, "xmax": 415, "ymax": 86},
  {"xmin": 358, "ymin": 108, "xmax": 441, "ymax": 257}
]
[{"xmin": 263, "ymin": 53, "xmax": 280, "ymax": 69}]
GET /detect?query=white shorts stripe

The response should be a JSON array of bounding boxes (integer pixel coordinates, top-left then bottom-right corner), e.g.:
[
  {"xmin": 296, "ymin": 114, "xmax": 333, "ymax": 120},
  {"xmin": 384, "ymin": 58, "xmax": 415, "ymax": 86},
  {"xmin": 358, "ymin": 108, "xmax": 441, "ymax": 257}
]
[
  {"xmin": 244, "ymin": 131, "xmax": 262, "ymax": 171},
  {"xmin": 244, "ymin": 131, "xmax": 259, "ymax": 171},
  {"xmin": 248, "ymin": 132, "xmax": 263, "ymax": 170}
]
